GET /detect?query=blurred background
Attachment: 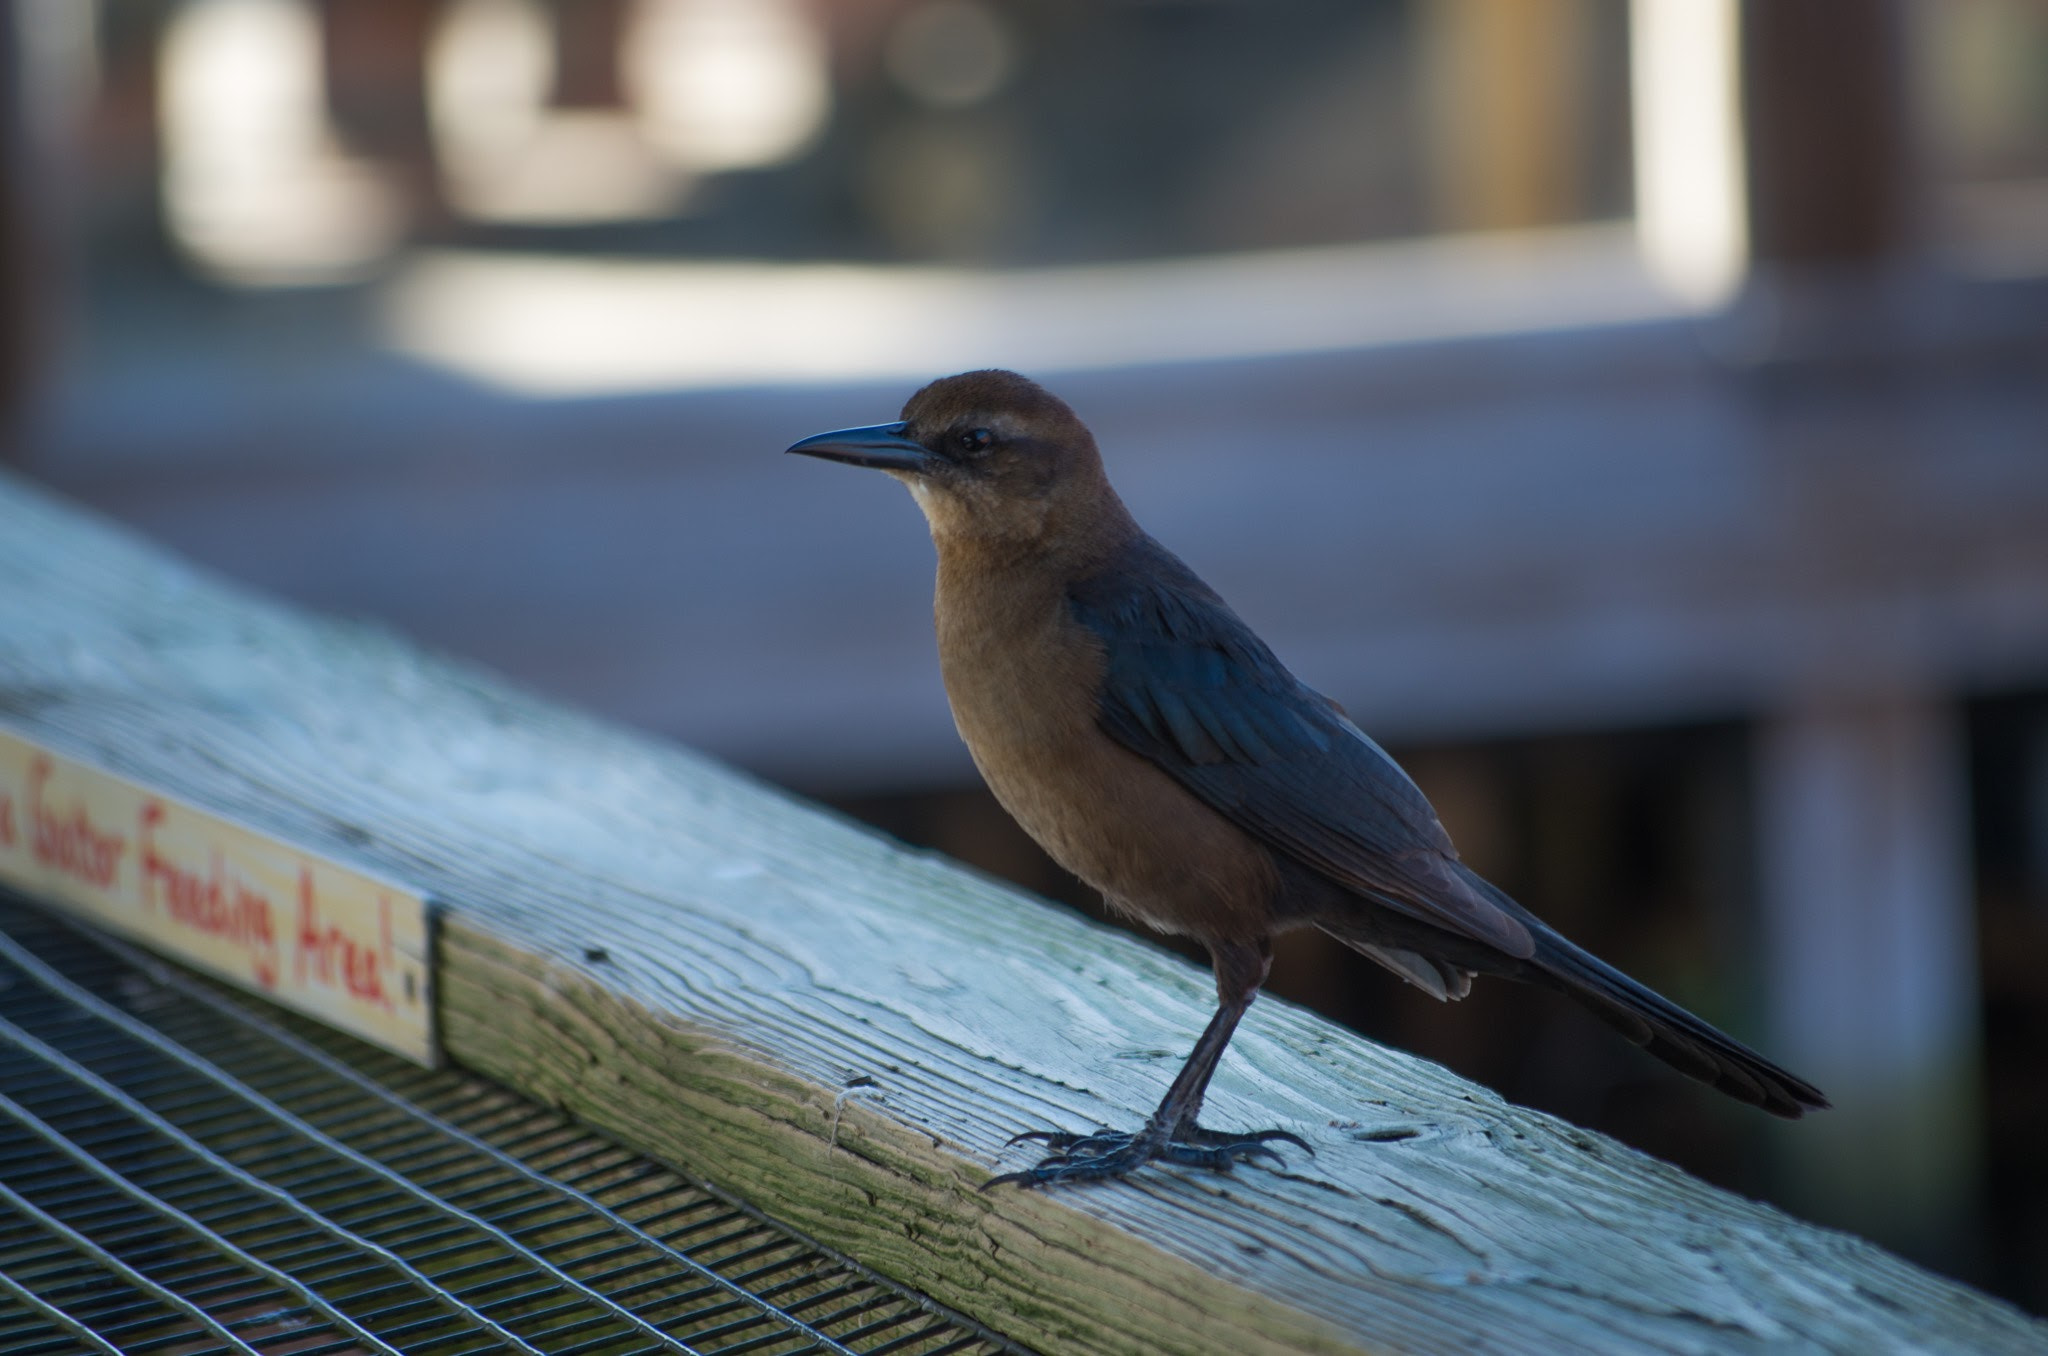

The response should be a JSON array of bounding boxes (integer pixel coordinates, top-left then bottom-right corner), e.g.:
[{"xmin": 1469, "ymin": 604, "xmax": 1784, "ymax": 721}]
[{"xmin": 1, "ymin": 0, "xmax": 2045, "ymax": 1314}]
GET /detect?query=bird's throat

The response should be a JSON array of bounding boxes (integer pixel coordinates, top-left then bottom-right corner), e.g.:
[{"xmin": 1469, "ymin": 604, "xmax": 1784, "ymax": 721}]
[{"xmin": 904, "ymin": 477, "xmax": 1051, "ymax": 554}]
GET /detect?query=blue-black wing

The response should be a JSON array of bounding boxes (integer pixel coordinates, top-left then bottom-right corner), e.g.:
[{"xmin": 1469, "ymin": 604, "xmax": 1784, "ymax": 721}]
[{"xmin": 1069, "ymin": 536, "xmax": 1534, "ymax": 959}]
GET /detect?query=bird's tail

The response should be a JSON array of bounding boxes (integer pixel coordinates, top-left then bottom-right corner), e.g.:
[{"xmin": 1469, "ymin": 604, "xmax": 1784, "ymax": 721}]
[{"xmin": 1526, "ymin": 923, "xmax": 1828, "ymax": 1118}]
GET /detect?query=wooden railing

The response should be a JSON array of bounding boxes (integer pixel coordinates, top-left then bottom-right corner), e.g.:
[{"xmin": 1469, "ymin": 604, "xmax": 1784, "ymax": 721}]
[{"xmin": 1, "ymin": 469, "xmax": 2041, "ymax": 1354}]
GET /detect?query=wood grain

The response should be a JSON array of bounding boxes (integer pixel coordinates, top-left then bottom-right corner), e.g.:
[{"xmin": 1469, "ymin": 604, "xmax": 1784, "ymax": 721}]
[{"xmin": 2, "ymin": 471, "xmax": 2041, "ymax": 1354}]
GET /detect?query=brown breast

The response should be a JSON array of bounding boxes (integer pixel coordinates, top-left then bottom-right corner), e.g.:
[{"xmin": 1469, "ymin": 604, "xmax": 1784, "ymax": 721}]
[{"xmin": 931, "ymin": 553, "xmax": 1279, "ymax": 948}]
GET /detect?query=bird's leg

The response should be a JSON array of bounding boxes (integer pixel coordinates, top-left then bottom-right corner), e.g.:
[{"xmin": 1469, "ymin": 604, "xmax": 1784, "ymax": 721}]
[{"xmin": 987, "ymin": 941, "xmax": 1310, "ymax": 1188}]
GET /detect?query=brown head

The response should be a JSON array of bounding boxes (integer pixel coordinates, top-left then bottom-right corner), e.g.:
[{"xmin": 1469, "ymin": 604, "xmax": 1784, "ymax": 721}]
[{"xmin": 786, "ymin": 370, "xmax": 1132, "ymax": 551}]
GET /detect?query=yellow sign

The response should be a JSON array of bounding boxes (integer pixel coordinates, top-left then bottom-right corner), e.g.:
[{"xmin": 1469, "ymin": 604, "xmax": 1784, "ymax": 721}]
[{"xmin": 0, "ymin": 726, "xmax": 438, "ymax": 1066}]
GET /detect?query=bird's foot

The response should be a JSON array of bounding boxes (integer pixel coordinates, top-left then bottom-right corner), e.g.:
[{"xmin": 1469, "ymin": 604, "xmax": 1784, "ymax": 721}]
[{"xmin": 985, "ymin": 1122, "xmax": 1310, "ymax": 1189}]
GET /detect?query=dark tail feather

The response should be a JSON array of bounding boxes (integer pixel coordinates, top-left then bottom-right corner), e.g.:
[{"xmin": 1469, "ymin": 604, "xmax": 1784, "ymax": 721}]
[{"xmin": 1531, "ymin": 928, "xmax": 1829, "ymax": 1119}]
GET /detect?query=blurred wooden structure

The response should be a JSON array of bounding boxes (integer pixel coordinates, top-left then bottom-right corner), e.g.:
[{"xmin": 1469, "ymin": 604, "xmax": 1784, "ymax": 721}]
[
  {"xmin": 5, "ymin": 469, "xmax": 2046, "ymax": 1355},
  {"xmin": 0, "ymin": 3, "xmax": 36, "ymax": 462}
]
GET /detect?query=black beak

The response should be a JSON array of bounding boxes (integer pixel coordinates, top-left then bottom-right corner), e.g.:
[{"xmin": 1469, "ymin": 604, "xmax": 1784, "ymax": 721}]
[{"xmin": 785, "ymin": 422, "xmax": 941, "ymax": 473}]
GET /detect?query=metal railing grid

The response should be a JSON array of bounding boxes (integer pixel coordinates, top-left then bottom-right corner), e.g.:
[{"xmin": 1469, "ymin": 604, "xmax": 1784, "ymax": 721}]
[{"xmin": 0, "ymin": 895, "xmax": 1017, "ymax": 1356}]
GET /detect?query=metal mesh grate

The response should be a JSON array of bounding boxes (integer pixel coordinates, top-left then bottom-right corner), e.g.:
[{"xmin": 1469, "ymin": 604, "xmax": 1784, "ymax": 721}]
[{"xmin": 0, "ymin": 893, "xmax": 1021, "ymax": 1356}]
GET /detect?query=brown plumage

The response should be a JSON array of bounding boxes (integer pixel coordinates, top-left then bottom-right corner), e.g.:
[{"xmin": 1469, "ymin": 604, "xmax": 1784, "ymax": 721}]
[{"xmin": 788, "ymin": 369, "xmax": 1827, "ymax": 1188}]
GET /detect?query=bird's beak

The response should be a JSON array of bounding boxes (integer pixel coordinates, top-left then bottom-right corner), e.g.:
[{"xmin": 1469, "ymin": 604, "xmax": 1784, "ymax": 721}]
[{"xmin": 785, "ymin": 422, "xmax": 941, "ymax": 474}]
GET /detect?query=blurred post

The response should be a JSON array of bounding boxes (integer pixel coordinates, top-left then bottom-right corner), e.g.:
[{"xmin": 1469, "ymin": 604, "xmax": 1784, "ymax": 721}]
[
  {"xmin": 1757, "ymin": 695, "xmax": 1983, "ymax": 1273},
  {"xmin": 1630, "ymin": 0, "xmax": 1747, "ymax": 303},
  {"xmin": 550, "ymin": 0, "xmax": 627, "ymax": 109},
  {"xmin": 1742, "ymin": 0, "xmax": 1913, "ymax": 266},
  {"xmin": 320, "ymin": 0, "xmax": 446, "ymax": 225},
  {"xmin": 1418, "ymin": 0, "xmax": 1590, "ymax": 231},
  {"xmin": 0, "ymin": 0, "xmax": 43, "ymax": 465},
  {"xmin": 1739, "ymin": 0, "xmax": 1978, "ymax": 1276}
]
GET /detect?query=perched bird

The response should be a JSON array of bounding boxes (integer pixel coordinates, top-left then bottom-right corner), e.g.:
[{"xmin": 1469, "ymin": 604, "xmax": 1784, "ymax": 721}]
[{"xmin": 787, "ymin": 370, "xmax": 1827, "ymax": 1188}]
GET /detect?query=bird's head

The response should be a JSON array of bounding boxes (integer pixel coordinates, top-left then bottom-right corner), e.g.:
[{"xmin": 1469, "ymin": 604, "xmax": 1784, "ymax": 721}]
[{"xmin": 786, "ymin": 370, "xmax": 1122, "ymax": 548}]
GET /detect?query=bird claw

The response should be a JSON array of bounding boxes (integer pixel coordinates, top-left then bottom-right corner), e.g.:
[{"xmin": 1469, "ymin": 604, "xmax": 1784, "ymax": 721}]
[
  {"xmin": 1005, "ymin": 1127, "xmax": 1123, "ymax": 1155},
  {"xmin": 983, "ymin": 1122, "xmax": 1308, "ymax": 1190},
  {"xmin": 1171, "ymin": 1125, "xmax": 1315, "ymax": 1158},
  {"xmin": 1005, "ymin": 1128, "xmax": 1081, "ymax": 1148}
]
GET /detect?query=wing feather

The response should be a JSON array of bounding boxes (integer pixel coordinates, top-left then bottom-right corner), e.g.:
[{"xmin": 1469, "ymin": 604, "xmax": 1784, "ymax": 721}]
[{"xmin": 1070, "ymin": 538, "xmax": 1534, "ymax": 959}]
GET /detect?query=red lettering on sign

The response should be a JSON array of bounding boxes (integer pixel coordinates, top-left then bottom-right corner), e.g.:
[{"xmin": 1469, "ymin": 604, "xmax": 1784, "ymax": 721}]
[
  {"xmin": 295, "ymin": 868, "xmax": 390, "ymax": 1010},
  {"xmin": 28, "ymin": 756, "xmax": 126, "ymax": 889},
  {"xmin": 138, "ymin": 801, "xmax": 280, "ymax": 989},
  {"xmin": 0, "ymin": 789, "xmax": 15, "ymax": 847}
]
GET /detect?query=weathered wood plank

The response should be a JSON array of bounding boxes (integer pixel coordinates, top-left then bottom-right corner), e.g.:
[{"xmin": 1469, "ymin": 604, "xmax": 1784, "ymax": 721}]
[{"xmin": 1, "ymin": 470, "xmax": 2041, "ymax": 1354}]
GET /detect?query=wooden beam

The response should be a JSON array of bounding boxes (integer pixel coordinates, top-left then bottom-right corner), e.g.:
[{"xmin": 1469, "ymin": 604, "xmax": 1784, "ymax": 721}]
[{"xmin": 0, "ymin": 471, "xmax": 2039, "ymax": 1354}]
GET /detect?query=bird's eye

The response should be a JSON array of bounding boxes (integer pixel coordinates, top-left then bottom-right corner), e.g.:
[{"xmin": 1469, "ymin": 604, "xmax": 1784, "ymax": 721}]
[{"xmin": 956, "ymin": 428, "xmax": 994, "ymax": 455}]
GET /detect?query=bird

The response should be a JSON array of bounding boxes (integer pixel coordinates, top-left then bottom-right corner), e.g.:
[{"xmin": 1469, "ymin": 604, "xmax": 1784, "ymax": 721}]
[{"xmin": 786, "ymin": 369, "xmax": 1828, "ymax": 1188}]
